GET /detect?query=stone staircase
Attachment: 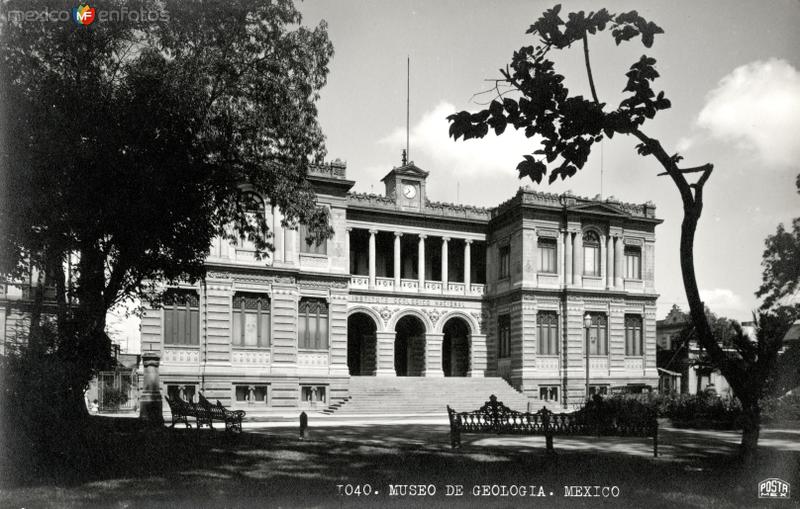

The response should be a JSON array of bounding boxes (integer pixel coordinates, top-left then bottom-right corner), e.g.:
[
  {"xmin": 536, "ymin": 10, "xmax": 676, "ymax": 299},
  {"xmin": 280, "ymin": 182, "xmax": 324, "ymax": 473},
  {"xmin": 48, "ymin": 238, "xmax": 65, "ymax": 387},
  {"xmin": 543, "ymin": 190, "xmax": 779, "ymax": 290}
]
[{"xmin": 322, "ymin": 376, "xmax": 531, "ymax": 416}]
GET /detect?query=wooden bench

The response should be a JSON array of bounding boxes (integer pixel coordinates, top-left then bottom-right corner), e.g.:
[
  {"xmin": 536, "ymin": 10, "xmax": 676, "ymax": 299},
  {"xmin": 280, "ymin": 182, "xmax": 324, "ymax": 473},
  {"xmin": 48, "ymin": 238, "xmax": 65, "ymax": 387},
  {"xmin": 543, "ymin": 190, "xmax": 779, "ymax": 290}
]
[{"xmin": 447, "ymin": 394, "xmax": 658, "ymax": 457}]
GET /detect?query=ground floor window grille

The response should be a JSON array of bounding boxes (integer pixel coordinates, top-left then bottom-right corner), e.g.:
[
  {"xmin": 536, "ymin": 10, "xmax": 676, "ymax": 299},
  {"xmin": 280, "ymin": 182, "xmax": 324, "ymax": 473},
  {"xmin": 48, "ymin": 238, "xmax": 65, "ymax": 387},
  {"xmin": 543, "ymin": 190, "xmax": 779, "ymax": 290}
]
[
  {"xmin": 539, "ymin": 386, "xmax": 559, "ymax": 402},
  {"xmin": 300, "ymin": 385, "xmax": 327, "ymax": 405},
  {"xmin": 235, "ymin": 385, "xmax": 268, "ymax": 405},
  {"xmin": 166, "ymin": 384, "xmax": 196, "ymax": 402},
  {"xmin": 589, "ymin": 385, "xmax": 609, "ymax": 396}
]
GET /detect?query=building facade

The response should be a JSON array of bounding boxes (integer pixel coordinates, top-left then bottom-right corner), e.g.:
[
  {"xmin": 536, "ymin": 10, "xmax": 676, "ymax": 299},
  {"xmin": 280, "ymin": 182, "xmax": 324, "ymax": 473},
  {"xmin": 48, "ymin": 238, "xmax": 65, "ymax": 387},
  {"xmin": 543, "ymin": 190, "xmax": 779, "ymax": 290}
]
[{"xmin": 139, "ymin": 160, "xmax": 661, "ymax": 411}]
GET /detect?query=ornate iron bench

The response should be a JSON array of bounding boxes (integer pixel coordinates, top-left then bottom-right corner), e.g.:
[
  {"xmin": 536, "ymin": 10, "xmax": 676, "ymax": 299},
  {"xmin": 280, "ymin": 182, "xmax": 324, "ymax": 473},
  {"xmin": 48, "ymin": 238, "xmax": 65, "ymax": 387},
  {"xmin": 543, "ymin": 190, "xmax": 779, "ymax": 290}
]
[
  {"xmin": 199, "ymin": 393, "xmax": 246, "ymax": 433},
  {"xmin": 164, "ymin": 395, "xmax": 204, "ymax": 429},
  {"xmin": 164, "ymin": 394, "xmax": 245, "ymax": 433},
  {"xmin": 447, "ymin": 394, "xmax": 658, "ymax": 457}
]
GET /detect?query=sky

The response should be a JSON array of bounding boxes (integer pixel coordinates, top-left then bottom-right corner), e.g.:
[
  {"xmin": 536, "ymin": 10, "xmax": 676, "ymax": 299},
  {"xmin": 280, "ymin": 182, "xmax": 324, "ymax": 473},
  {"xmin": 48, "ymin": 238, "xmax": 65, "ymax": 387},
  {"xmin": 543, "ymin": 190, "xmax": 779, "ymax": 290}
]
[
  {"xmin": 298, "ymin": 0, "xmax": 800, "ymax": 322},
  {"xmin": 109, "ymin": 0, "xmax": 800, "ymax": 351}
]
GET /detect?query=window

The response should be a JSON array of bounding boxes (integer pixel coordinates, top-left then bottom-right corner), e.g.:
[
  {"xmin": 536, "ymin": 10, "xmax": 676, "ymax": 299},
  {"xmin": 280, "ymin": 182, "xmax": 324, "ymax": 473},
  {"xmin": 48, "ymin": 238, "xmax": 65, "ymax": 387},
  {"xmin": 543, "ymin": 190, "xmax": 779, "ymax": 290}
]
[
  {"xmin": 166, "ymin": 384, "xmax": 196, "ymax": 402},
  {"xmin": 232, "ymin": 293, "xmax": 270, "ymax": 348},
  {"xmin": 537, "ymin": 311, "xmax": 559, "ymax": 355},
  {"xmin": 499, "ymin": 245, "xmax": 510, "ymax": 279},
  {"xmin": 539, "ymin": 386, "xmax": 559, "ymax": 402},
  {"xmin": 299, "ymin": 224, "xmax": 327, "ymax": 255},
  {"xmin": 589, "ymin": 385, "xmax": 609, "ymax": 396},
  {"xmin": 298, "ymin": 298, "xmax": 329, "ymax": 350},
  {"xmin": 498, "ymin": 314, "xmax": 511, "ymax": 358},
  {"xmin": 625, "ymin": 315, "xmax": 643, "ymax": 356},
  {"xmin": 625, "ymin": 246, "xmax": 641, "ymax": 279},
  {"xmin": 301, "ymin": 385, "xmax": 327, "ymax": 404},
  {"xmin": 586, "ymin": 312, "xmax": 608, "ymax": 355},
  {"xmin": 583, "ymin": 231, "xmax": 601, "ymax": 277},
  {"xmin": 163, "ymin": 290, "xmax": 199, "ymax": 345},
  {"xmin": 235, "ymin": 385, "xmax": 268, "ymax": 405},
  {"xmin": 538, "ymin": 238, "xmax": 557, "ymax": 273}
]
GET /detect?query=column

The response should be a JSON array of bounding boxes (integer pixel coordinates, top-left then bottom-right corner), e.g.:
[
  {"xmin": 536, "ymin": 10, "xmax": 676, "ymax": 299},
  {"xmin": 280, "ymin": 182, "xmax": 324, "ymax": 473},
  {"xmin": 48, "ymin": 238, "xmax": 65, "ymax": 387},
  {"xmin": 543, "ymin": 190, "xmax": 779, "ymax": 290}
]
[
  {"xmin": 368, "ymin": 229, "xmax": 377, "ymax": 289},
  {"xmin": 464, "ymin": 239, "xmax": 472, "ymax": 294},
  {"xmin": 441, "ymin": 237, "xmax": 449, "ymax": 291},
  {"xmin": 615, "ymin": 235, "xmax": 624, "ymax": 288},
  {"xmin": 394, "ymin": 232, "xmax": 402, "ymax": 289},
  {"xmin": 375, "ymin": 331, "xmax": 397, "ymax": 377},
  {"xmin": 345, "ymin": 227, "xmax": 352, "ymax": 273},
  {"xmin": 606, "ymin": 234, "xmax": 614, "ymax": 289},
  {"xmin": 273, "ymin": 206, "xmax": 284, "ymax": 263},
  {"xmin": 558, "ymin": 230, "xmax": 566, "ymax": 286},
  {"xmin": 423, "ymin": 333, "xmax": 445, "ymax": 377},
  {"xmin": 284, "ymin": 224, "xmax": 296, "ymax": 264},
  {"xmin": 573, "ymin": 230, "xmax": 583, "ymax": 286},
  {"xmin": 418, "ymin": 234, "xmax": 426, "ymax": 290},
  {"xmin": 565, "ymin": 231, "xmax": 573, "ymax": 287}
]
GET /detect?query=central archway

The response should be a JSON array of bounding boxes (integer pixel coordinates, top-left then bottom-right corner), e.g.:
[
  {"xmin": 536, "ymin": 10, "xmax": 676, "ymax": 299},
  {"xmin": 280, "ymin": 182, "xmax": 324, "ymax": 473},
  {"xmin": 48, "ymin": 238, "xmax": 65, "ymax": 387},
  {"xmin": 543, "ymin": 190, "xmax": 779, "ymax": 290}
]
[
  {"xmin": 442, "ymin": 317, "xmax": 470, "ymax": 377},
  {"xmin": 394, "ymin": 315, "xmax": 426, "ymax": 376},
  {"xmin": 347, "ymin": 313, "xmax": 377, "ymax": 376}
]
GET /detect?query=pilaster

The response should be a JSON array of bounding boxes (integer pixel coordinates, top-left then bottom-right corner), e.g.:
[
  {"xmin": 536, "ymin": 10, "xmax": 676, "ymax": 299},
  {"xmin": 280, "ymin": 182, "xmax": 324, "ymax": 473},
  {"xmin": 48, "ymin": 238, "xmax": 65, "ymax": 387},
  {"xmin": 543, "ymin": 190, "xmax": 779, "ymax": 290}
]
[{"xmin": 423, "ymin": 332, "xmax": 445, "ymax": 377}]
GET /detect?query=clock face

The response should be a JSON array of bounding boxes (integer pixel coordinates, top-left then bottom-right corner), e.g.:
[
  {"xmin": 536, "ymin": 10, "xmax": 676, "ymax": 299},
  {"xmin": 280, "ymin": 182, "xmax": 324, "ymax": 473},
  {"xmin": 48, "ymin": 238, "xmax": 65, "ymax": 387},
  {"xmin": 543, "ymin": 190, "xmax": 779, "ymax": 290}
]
[{"xmin": 403, "ymin": 184, "xmax": 417, "ymax": 199}]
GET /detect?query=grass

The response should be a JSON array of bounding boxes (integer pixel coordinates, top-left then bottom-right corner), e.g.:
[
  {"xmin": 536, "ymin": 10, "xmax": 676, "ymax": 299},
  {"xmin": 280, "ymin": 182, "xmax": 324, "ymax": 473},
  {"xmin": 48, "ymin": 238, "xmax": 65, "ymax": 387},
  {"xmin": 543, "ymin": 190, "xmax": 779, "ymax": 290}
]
[{"xmin": 1, "ymin": 417, "xmax": 798, "ymax": 508}]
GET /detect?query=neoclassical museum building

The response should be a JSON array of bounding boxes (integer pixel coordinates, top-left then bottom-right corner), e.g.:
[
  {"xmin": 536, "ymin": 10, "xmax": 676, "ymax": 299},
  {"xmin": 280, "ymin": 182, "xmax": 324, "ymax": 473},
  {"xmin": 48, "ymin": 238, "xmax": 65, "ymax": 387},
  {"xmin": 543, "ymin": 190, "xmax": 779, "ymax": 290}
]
[{"xmin": 139, "ymin": 159, "xmax": 661, "ymax": 411}]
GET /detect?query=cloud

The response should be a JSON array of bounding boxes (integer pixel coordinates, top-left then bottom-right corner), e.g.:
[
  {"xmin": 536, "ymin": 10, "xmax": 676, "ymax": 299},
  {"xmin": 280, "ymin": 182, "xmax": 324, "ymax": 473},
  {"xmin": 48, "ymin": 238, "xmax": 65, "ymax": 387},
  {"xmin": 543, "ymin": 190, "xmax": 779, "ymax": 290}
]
[
  {"xmin": 696, "ymin": 59, "xmax": 800, "ymax": 167},
  {"xmin": 699, "ymin": 288, "xmax": 750, "ymax": 319},
  {"xmin": 379, "ymin": 101, "xmax": 537, "ymax": 178}
]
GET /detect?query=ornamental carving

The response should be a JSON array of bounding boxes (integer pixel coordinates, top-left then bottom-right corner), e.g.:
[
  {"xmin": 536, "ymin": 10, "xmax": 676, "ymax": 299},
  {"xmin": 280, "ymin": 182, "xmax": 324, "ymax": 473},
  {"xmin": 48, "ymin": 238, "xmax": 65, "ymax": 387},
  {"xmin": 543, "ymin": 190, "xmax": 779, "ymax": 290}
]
[
  {"xmin": 470, "ymin": 311, "xmax": 487, "ymax": 333},
  {"xmin": 424, "ymin": 308, "xmax": 442, "ymax": 327},
  {"xmin": 378, "ymin": 306, "xmax": 395, "ymax": 325}
]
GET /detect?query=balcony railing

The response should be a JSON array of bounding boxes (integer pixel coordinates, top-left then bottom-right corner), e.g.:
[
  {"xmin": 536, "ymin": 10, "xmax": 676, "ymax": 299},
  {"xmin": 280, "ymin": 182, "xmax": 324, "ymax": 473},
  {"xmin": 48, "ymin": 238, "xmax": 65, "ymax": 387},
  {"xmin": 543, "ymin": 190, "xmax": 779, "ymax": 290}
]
[{"xmin": 348, "ymin": 276, "xmax": 484, "ymax": 296}]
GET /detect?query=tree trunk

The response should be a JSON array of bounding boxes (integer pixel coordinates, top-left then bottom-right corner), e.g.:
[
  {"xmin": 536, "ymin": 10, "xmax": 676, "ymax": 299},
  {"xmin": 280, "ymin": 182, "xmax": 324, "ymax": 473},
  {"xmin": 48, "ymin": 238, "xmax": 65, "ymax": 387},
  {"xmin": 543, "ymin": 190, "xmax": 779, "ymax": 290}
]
[{"xmin": 740, "ymin": 400, "xmax": 761, "ymax": 460}]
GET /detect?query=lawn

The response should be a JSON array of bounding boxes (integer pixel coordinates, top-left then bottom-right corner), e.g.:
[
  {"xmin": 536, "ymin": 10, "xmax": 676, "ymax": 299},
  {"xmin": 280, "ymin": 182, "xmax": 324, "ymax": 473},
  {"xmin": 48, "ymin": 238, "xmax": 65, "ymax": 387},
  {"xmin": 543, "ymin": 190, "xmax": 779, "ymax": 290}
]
[{"xmin": 1, "ymin": 417, "xmax": 798, "ymax": 508}]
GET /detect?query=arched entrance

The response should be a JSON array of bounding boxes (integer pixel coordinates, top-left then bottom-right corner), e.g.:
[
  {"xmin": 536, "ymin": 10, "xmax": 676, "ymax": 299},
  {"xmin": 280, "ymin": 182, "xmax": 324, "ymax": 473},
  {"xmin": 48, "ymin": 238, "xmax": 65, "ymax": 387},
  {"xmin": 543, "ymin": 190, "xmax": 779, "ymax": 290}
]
[
  {"xmin": 347, "ymin": 313, "xmax": 377, "ymax": 376},
  {"xmin": 442, "ymin": 317, "xmax": 470, "ymax": 377},
  {"xmin": 395, "ymin": 315, "xmax": 426, "ymax": 376}
]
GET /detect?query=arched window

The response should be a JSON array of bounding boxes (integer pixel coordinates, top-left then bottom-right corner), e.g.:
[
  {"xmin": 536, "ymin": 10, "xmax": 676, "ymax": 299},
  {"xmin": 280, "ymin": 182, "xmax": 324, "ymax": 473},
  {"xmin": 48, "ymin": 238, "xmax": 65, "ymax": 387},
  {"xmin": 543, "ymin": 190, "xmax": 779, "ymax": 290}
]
[
  {"xmin": 241, "ymin": 192, "xmax": 265, "ymax": 215},
  {"xmin": 163, "ymin": 290, "xmax": 199, "ymax": 345},
  {"xmin": 298, "ymin": 298, "xmax": 329, "ymax": 350},
  {"xmin": 537, "ymin": 311, "xmax": 559, "ymax": 355},
  {"xmin": 625, "ymin": 315, "xmax": 643, "ymax": 356},
  {"xmin": 232, "ymin": 293, "xmax": 270, "ymax": 348},
  {"xmin": 586, "ymin": 312, "xmax": 608, "ymax": 355},
  {"xmin": 583, "ymin": 231, "xmax": 601, "ymax": 277}
]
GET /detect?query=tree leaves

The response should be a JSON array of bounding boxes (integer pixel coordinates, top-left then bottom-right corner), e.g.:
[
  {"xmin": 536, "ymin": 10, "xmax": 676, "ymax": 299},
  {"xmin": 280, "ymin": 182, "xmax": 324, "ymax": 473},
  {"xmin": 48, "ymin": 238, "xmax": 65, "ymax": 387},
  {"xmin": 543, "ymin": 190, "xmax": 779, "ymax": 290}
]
[{"xmin": 448, "ymin": 4, "xmax": 669, "ymax": 185}]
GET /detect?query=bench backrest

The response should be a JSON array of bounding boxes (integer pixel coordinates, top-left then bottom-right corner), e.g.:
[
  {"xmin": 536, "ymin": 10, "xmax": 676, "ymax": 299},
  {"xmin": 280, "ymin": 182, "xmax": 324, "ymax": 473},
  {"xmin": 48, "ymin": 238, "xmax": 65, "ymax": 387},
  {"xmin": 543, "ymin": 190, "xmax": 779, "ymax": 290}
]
[{"xmin": 449, "ymin": 394, "xmax": 657, "ymax": 436}]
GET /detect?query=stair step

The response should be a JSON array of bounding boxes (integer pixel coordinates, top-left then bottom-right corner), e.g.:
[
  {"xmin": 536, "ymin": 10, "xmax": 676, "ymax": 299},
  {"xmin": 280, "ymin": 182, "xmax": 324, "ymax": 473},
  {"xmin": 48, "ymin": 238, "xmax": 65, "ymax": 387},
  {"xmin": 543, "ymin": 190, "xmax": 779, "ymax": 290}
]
[{"xmin": 324, "ymin": 377, "xmax": 530, "ymax": 416}]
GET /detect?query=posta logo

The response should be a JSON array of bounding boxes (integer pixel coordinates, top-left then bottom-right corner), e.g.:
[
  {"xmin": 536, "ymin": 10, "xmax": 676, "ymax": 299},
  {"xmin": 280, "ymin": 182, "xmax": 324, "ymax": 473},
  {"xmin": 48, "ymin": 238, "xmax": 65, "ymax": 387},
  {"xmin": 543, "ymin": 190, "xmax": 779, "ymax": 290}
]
[{"xmin": 72, "ymin": 4, "xmax": 96, "ymax": 25}]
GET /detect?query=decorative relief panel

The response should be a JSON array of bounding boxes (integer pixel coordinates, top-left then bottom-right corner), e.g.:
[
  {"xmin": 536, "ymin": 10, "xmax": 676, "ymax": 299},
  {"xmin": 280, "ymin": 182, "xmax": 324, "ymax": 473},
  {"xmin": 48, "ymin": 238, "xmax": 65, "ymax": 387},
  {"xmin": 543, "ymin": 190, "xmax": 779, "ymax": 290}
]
[
  {"xmin": 424, "ymin": 308, "xmax": 442, "ymax": 327},
  {"xmin": 536, "ymin": 356, "xmax": 559, "ymax": 371},
  {"xmin": 625, "ymin": 357, "xmax": 644, "ymax": 370},
  {"xmin": 470, "ymin": 311, "xmax": 487, "ymax": 333},
  {"xmin": 298, "ymin": 352, "xmax": 329, "ymax": 366},
  {"xmin": 589, "ymin": 357, "xmax": 609, "ymax": 371},
  {"xmin": 299, "ymin": 254, "xmax": 328, "ymax": 268},
  {"xmin": 298, "ymin": 278, "xmax": 348, "ymax": 291},
  {"xmin": 424, "ymin": 281, "xmax": 443, "ymax": 292},
  {"xmin": 163, "ymin": 349, "xmax": 200, "ymax": 363},
  {"xmin": 232, "ymin": 350, "xmax": 270, "ymax": 365}
]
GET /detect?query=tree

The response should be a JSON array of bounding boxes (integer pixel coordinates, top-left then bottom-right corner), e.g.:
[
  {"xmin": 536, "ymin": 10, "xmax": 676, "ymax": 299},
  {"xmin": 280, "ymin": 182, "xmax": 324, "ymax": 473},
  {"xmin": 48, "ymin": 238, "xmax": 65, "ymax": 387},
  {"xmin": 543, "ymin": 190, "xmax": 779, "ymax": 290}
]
[
  {"xmin": 0, "ymin": 0, "xmax": 334, "ymax": 418},
  {"xmin": 447, "ymin": 4, "xmax": 782, "ymax": 457},
  {"xmin": 756, "ymin": 174, "xmax": 800, "ymax": 310}
]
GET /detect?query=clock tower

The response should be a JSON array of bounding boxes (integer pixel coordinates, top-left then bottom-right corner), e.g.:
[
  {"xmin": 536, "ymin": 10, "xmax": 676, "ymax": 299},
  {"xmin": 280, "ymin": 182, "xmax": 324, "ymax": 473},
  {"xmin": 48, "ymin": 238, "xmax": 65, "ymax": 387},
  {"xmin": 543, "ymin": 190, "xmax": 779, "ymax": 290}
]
[{"xmin": 381, "ymin": 159, "xmax": 429, "ymax": 211}]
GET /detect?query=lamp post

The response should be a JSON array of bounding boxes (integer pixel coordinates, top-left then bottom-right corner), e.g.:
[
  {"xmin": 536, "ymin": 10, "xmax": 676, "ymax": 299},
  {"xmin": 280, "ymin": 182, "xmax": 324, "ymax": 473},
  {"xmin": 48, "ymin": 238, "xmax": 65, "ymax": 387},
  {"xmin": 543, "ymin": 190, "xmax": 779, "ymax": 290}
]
[{"xmin": 584, "ymin": 313, "xmax": 592, "ymax": 400}]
